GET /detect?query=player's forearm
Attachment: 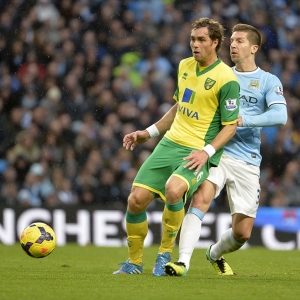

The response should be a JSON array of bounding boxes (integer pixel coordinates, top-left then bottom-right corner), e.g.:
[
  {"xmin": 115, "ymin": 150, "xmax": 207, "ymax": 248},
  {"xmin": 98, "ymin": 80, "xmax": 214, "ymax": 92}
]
[
  {"xmin": 155, "ymin": 103, "xmax": 178, "ymax": 134},
  {"xmin": 242, "ymin": 103, "xmax": 287, "ymax": 127},
  {"xmin": 210, "ymin": 123, "xmax": 237, "ymax": 151}
]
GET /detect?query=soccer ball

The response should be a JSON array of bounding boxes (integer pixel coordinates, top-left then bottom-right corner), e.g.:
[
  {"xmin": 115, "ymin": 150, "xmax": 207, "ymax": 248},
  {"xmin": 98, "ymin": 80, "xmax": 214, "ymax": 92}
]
[{"xmin": 20, "ymin": 222, "xmax": 56, "ymax": 258}]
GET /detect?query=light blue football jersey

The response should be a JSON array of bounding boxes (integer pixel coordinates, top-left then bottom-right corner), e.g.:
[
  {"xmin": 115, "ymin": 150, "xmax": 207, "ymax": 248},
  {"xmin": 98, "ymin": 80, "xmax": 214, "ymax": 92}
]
[{"xmin": 224, "ymin": 67, "xmax": 287, "ymax": 166}]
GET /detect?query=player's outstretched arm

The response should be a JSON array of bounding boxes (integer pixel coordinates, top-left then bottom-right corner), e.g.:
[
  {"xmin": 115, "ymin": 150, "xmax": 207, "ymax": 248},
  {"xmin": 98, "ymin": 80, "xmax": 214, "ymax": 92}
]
[
  {"xmin": 240, "ymin": 103, "xmax": 287, "ymax": 127},
  {"xmin": 123, "ymin": 130, "xmax": 151, "ymax": 151}
]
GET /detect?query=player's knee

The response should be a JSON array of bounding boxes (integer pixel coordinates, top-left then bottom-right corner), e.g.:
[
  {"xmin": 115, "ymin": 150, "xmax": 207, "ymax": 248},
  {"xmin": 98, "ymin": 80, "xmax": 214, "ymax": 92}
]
[
  {"xmin": 165, "ymin": 178, "xmax": 187, "ymax": 203},
  {"xmin": 196, "ymin": 194, "xmax": 210, "ymax": 206},
  {"xmin": 165, "ymin": 186, "xmax": 183, "ymax": 204},
  {"xmin": 128, "ymin": 193, "xmax": 144, "ymax": 212},
  {"xmin": 192, "ymin": 191, "xmax": 211, "ymax": 209},
  {"xmin": 233, "ymin": 230, "xmax": 251, "ymax": 243},
  {"xmin": 192, "ymin": 182, "xmax": 215, "ymax": 208},
  {"xmin": 127, "ymin": 188, "xmax": 152, "ymax": 213}
]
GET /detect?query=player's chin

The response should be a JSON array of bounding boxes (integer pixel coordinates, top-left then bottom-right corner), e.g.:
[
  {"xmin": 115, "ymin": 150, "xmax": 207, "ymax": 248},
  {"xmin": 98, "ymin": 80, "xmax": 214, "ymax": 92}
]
[
  {"xmin": 230, "ymin": 55, "xmax": 239, "ymax": 63},
  {"xmin": 193, "ymin": 53, "xmax": 201, "ymax": 60}
]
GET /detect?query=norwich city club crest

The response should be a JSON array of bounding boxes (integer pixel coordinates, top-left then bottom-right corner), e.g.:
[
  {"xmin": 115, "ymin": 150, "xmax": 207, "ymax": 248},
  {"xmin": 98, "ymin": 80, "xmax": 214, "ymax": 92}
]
[{"xmin": 204, "ymin": 78, "xmax": 216, "ymax": 90}]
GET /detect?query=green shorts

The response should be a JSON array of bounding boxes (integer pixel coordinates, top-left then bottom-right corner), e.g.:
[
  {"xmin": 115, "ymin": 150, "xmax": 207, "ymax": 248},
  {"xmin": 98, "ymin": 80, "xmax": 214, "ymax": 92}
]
[{"xmin": 133, "ymin": 137, "xmax": 212, "ymax": 203}]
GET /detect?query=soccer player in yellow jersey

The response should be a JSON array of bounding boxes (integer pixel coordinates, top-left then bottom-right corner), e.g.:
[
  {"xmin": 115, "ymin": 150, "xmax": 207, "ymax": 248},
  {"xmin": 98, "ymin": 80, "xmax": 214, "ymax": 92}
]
[{"xmin": 113, "ymin": 18, "xmax": 240, "ymax": 275}]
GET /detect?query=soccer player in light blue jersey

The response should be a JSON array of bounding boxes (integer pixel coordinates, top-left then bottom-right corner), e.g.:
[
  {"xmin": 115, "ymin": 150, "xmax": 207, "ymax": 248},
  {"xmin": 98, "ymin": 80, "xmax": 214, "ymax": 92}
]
[{"xmin": 165, "ymin": 23, "xmax": 288, "ymax": 276}]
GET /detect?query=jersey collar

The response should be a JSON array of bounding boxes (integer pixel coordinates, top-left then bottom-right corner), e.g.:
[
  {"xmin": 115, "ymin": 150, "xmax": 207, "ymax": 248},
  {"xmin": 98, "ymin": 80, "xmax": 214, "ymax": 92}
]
[
  {"xmin": 233, "ymin": 66, "xmax": 261, "ymax": 74},
  {"xmin": 196, "ymin": 57, "xmax": 222, "ymax": 76}
]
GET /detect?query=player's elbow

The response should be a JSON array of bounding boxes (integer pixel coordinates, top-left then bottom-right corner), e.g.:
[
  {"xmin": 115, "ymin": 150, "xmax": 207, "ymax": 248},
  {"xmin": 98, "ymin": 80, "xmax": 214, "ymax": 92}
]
[
  {"xmin": 273, "ymin": 104, "xmax": 288, "ymax": 125},
  {"xmin": 279, "ymin": 112, "xmax": 288, "ymax": 125}
]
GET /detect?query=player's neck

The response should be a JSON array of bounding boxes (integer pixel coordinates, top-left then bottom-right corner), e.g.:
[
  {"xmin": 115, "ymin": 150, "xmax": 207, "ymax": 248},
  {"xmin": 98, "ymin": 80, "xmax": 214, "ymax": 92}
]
[
  {"xmin": 198, "ymin": 54, "xmax": 218, "ymax": 68},
  {"xmin": 235, "ymin": 62, "xmax": 257, "ymax": 72}
]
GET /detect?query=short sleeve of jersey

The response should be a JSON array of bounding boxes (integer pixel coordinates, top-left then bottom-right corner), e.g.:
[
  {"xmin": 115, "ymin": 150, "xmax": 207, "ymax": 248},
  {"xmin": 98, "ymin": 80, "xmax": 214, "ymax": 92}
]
[
  {"xmin": 218, "ymin": 80, "xmax": 240, "ymax": 125},
  {"xmin": 263, "ymin": 73, "xmax": 286, "ymax": 107}
]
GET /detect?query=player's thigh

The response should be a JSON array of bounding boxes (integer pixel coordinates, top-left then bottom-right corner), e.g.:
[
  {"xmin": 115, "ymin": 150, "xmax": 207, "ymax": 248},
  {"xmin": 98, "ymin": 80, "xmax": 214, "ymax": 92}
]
[
  {"xmin": 226, "ymin": 160, "xmax": 260, "ymax": 218},
  {"xmin": 206, "ymin": 155, "xmax": 227, "ymax": 198},
  {"xmin": 173, "ymin": 160, "xmax": 211, "ymax": 203}
]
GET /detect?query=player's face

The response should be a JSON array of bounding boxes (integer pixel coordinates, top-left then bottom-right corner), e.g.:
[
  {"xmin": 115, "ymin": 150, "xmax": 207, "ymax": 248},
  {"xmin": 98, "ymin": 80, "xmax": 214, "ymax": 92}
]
[
  {"xmin": 230, "ymin": 31, "xmax": 257, "ymax": 64},
  {"xmin": 190, "ymin": 27, "xmax": 218, "ymax": 66}
]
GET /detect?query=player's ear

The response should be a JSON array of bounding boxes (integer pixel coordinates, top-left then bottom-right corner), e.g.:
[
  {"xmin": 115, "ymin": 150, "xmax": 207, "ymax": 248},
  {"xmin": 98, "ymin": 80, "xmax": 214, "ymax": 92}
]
[
  {"xmin": 251, "ymin": 44, "xmax": 259, "ymax": 55},
  {"xmin": 212, "ymin": 39, "xmax": 219, "ymax": 50}
]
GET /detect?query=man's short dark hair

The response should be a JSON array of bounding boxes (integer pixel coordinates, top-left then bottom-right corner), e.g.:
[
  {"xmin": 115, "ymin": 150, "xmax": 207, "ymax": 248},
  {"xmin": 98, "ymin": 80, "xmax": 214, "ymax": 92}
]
[
  {"xmin": 232, "ymin": 24, "xmax": 262, "ymax": 49},
  {"xmin": 191, "ymin": 18, "xmax": 225, "ymax": 52}
]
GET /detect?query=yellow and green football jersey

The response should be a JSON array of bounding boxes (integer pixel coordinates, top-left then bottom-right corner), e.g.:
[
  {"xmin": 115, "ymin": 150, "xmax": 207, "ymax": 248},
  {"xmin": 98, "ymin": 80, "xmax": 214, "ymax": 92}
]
[{"xmin": 165, "ymin": 57, "xmax": 240, "ymax": 166}]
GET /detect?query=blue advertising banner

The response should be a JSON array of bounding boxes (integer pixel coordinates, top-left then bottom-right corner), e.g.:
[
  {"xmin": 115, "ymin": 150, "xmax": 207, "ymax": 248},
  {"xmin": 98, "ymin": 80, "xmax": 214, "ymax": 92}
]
[{"xmin": 255, "ymin": 208, "xmax": 300, "ymax": 233}]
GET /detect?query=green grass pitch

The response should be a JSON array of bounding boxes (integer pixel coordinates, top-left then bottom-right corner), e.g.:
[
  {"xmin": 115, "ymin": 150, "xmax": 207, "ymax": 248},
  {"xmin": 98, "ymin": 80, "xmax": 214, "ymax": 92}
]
[{"xmin": 0, "ymin": 244, "xmax": 299, "ymax": 300}]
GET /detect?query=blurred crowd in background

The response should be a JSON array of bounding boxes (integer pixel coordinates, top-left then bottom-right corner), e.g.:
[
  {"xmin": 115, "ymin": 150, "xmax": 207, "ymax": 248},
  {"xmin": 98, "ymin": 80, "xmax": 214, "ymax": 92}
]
[{"xmin": 0, "ymin": 0, "xmax": 300, "ymax": 209}]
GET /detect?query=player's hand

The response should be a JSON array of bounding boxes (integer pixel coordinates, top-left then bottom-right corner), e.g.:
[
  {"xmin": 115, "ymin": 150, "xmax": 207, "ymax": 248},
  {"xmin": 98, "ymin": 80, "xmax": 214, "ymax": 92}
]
[
  {"xmin": 237, "ymin": 115, "xmax": 243, "ymax": 127},
  {"xmin": 183, "ymin": 149, "xmax": 209, "ymax": 172},
  {"xmin": 123, "ymin": 130, "xmax": 150, "ymax": 150}
]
